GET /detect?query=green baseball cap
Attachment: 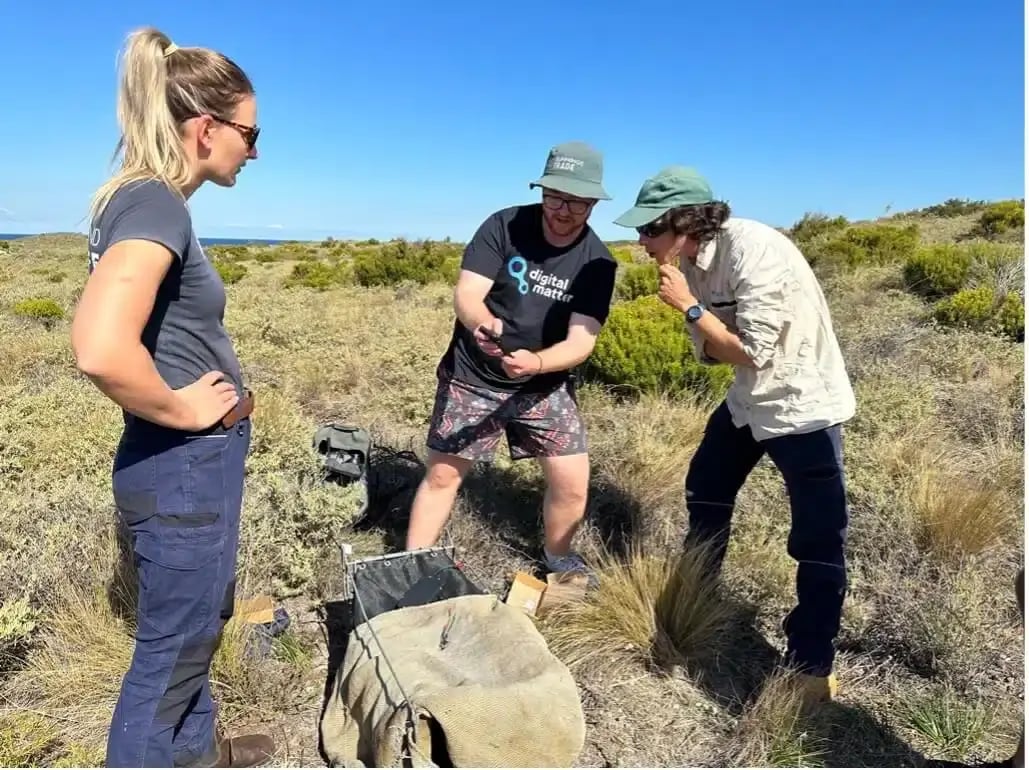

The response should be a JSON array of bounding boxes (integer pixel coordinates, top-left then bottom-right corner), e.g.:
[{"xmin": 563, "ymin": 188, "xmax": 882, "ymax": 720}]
[
  {"xmin": 613, "ymin": 165, "xmax": 714, "ymax": 228},
  {"xmin": 529, "ymin": 141, "xmax": 611, "ymax": 201}
]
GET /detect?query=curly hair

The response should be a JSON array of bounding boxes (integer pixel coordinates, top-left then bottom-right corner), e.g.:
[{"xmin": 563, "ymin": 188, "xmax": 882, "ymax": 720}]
[{"xmin": 648, "ymin": 201, "xmax": 731, "ymax": 245}]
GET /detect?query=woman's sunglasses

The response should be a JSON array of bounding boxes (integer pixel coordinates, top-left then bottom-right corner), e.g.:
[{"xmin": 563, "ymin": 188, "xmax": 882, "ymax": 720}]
[{"xmin": 209, "ymin": 114, "xmax": 260, "ymax": 151}]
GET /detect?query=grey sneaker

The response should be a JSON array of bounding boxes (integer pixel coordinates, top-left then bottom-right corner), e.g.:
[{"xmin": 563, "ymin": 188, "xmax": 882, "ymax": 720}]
[{"xmin": 543, "ymin": 550, "xmax": 598, "ymax": 588}]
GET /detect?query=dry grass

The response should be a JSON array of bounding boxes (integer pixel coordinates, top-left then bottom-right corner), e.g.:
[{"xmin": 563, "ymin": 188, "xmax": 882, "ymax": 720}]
[
  {"xmin": 540, "ymin": 542, "xmax": 734, "ymax": 673},
  {"xmin": 730, "ymin": 670, "xmax": 829, "ymax": 767},
  {"xmin": 0, "ymin": 224, "xmax": 1023, "ymax": 767}
]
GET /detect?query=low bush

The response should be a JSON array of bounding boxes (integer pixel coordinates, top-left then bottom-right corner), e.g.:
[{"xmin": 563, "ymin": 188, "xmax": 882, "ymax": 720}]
[
  {"xmin": 351, "ymin": 238, "xmax": 461, "ymax": 287},
  {"xmin": 214, "ymin": 261, "xmax": 248, "ymax": 286},
  {"xmin": 932, "ymin": 286, "xmax": 1024, "ymax": 341},
  {"xmin": 12, "ymin": 297, "xmax": 64, "ymax": 326},
  {"xmin": 584, "ymin": 295, "xmax": 734, "ymax": 400},
  {"xmin": 812, "ymin": 223, "xmax": 920, "ymax": 269},
  {"xmin": 788, "ymin": 212, "xmax": 849, "ymax": 246},
  {"xmin": 610, "ymin": 246, "xmax": 636, "ymax": 264},
  {"xmin": 206, "ymin": 244, "xmax": 251, "ymax": 262},
  {"xmin": 970, "ymin": 200, "xmax": 1024, "ymax": 238},
  {"xmin": 916, "ymin": 198, "xmax": 989, "ymax": 218},
  {"xmin": 903, "ymin": 244, "xmax": 973, "ymax": 298},
  {"xmin": 285, "ymin": 261, "xmax": 348, "ymax": 290},
  {"xmin": 904, "ymin": 242, "xmax": 1022, "ymax": 299},
  {"xmin": 616, "ymin": 263, "xmax": 658, "ymax": 301}
]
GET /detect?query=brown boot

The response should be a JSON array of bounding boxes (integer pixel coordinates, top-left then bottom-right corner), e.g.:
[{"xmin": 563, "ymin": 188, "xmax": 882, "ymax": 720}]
[
  {"xmin": 796, "ymin": 672, "xmax": 838, "ymax": 708},
  {"xmin": 207, "ymin": 733, "xmax": 276, "ymax": 768}
]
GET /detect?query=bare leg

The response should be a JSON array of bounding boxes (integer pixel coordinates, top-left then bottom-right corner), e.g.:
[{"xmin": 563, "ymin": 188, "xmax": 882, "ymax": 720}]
[
  {"xmin": 406, "ymin": 451, "xmax": 473, "ymax": 550},
  {"xmin": 537, "ymin": 452, "xmax": 590, "ymax": 557}
]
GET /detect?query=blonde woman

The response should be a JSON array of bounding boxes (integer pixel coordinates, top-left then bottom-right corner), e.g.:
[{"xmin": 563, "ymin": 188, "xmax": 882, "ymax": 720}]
[{"xmin": 71, "ymin": 27, "xmax": 272, "ymax": 768}]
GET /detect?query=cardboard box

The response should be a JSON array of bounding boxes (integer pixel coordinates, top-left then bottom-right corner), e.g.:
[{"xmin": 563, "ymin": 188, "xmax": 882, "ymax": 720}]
[
  {"xmin": 537, "ymin": 571, "xmax": 589, "ymax": 615},
  {"xmin": 505, "ymin": 572, "xmax": 547, "ymax": 617},
  {"xmin": 235, "ymin": 594, "xmax": 275, "ymax": 625}
]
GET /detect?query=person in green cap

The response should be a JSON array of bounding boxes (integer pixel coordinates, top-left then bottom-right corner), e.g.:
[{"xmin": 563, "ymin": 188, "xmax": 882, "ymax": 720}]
[
  {"xmin": 614, "ymin": 165, "xmax": 856, "ymax": 702},
  {"xmin": 405, "ymin": 141, "xmax": 618, "ymax": 578}
]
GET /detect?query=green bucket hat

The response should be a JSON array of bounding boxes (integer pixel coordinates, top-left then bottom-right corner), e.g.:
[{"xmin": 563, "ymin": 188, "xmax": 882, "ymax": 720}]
[
  {"xmin": 529, "ymin": 141, "xmax": 611, "ymax": 201},
  {"xmin": 613, "ymin": 165, "xmax": 714, "ymax": 228}
]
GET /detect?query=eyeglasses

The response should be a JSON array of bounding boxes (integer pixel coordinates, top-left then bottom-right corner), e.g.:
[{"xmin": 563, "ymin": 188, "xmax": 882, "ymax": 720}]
[
  {"xmin": 542, "ymin": 193, "xmax": 591, "ymax": 216},
  {"xmin": 209, "ymin": 114, "xmax": 260, "ymax": 150},
  {"xmin": 636, "ymin": 221, "xmax": 669, "ymax": 238}
]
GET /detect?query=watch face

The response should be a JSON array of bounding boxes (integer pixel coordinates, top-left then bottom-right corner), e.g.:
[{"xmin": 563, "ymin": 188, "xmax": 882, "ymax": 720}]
[{"xmin": 687, "ymin": 305, "xmax": 703, "ymax": 321}]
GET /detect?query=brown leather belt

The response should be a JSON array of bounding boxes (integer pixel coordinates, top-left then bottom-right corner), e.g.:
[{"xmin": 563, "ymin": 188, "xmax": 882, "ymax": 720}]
[{"xmin": 221, "ymin": 388, "xmax": 255, "ymax": 429}]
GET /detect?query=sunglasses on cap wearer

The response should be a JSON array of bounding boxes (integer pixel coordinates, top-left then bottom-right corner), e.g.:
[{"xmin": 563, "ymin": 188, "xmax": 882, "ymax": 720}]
[
  {"xmin": 206, "ymin": 114, "xmax": 261, "ymax": 151},
  {"xmin": 542, "ymin": 193, "xmax": 591, "ymax": 216},
  {"xmin": 636, "ymin": 220, "xmax": 669, "ymax": 238}
]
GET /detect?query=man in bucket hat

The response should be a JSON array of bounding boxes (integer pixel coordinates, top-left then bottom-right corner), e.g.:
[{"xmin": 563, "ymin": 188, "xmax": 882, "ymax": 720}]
[
  {"xmin": 405, "ymin": 141, "xmax": 617, "ymax": 580},
  {"xmin": 615, "ymin": 165, "xmax": 856, "ymax": 704}
]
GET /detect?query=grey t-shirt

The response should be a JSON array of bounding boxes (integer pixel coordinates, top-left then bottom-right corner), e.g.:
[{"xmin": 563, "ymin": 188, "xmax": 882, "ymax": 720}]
[{"xmin": 87, "ymin": 179, "xmax": 244, "ymax": 417}]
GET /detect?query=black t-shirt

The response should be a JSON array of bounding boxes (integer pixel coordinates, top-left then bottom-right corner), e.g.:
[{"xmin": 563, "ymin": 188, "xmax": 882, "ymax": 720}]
[{"xmin": 439, "ymin": 204, "xmax": 617, "ymax": 393}]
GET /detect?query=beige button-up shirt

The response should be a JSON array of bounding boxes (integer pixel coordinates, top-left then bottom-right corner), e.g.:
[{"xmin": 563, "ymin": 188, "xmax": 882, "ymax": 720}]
[{"xmin": 682, "ymin": 217, "xmax": 856, "ymax": 441}]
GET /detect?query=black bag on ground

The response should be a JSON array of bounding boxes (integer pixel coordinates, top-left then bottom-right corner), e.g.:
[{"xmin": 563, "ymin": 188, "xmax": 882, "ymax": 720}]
[{"xmin": 313, "ymin": 423, "xmax": 371, "ymax": 485}]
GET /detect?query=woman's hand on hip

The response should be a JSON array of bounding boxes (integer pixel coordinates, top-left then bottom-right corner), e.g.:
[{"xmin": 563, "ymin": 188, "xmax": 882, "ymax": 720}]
[{"xmin": 173, "ymin": 371, "xmax": 239, "ymax": 430}]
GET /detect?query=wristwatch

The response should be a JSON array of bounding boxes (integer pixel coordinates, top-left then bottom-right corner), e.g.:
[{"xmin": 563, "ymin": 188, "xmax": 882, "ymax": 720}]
[{"xmin": 685, "ymin": 302, "xmax": 706, "ymax": 324}]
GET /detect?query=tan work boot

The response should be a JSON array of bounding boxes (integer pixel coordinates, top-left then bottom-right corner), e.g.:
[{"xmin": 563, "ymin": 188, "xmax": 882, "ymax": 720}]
[
  {"xmin": 796, "ymin": 672, "xmax": 838, "ymax": 708},
  {"xmin": 203, "ymin": 733, "xmax": 276, "ymax": 768}
]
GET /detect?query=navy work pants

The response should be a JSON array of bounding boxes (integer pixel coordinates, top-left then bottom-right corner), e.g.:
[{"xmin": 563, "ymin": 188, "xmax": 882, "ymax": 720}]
[
  {"xmin": 105, "ymin": 417, "xmax": 251, "ymax": 767},
  {"xmin": 684, "ymin": 401, "xmax": 848, "ymax": 677}
]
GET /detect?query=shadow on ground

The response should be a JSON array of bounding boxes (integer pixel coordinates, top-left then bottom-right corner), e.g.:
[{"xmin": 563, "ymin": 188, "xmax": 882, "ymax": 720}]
[
  {"xmin": 675, "ymin": 591, "xmax": 785, "ymax": 717},
  {"xmin": 806, "ymin": 700, "xmax": 929, "ymax": 767},
  {"xmin": 351, "ymin": 441, "xmax": 641, "ymax": 573}
]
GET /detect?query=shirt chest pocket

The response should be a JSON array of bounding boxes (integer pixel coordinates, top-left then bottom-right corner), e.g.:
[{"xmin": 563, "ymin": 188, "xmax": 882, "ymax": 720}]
[{"xmin": 707, "ymin": 291, "xmax": 738, "ymax": 331}]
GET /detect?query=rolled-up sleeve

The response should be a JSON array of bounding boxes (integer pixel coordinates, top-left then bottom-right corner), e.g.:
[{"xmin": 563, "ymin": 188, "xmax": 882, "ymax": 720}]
[
  {"xmin": 731, "ymin": 245, "xmax": 791, "ymax": 369},
  {"xmin": 686, "ymin": 320, "xmax": 720, "ymax": 365}
]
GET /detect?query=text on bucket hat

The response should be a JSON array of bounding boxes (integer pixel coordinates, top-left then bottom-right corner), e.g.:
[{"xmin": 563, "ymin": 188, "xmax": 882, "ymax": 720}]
[{"xmin": 529, "ymin": 141, "xmax": 611, "ymax": 201}]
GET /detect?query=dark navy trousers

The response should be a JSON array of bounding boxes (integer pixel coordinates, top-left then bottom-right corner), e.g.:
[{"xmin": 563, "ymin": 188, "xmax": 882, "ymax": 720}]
[
  {"xmin": 683, "ymin": 401, "xmax": 848, "ymax": 677},
  {"xmin": 105, "ymin": 416, "xmax": 251, "ymax": 768}
]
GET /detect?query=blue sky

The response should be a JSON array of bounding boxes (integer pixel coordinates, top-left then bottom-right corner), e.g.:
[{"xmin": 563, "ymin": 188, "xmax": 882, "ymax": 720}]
[{"xmin": 1, "ymin": 0, "xmax": 1024, "ymax": 242}]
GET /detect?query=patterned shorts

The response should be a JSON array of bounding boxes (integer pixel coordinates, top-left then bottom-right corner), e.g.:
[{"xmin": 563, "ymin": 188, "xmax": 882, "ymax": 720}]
[{"xmin": 426, "ymin": 374, "xmax": 588, "ymax": 462}]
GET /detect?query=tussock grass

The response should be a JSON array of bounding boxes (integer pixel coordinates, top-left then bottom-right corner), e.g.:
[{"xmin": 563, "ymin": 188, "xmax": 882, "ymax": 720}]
[
  {"xmin": 541, "ymin": 542, "xmax": 734, "ymax": 673},
  {"xmin": 730, "ymin": 670, "xmax": 829, "ymax": 768}
]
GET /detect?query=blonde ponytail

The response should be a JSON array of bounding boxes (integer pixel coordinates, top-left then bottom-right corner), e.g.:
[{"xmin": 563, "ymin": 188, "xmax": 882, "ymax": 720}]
[{"xmin": 89, "ymin": 27, "xmax": 254, "ymax": 225}]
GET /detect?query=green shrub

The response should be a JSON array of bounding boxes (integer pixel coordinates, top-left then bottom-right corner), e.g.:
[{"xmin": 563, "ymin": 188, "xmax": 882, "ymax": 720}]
[
  {"xmin": 788, "ymin": 212, "xmax": 849, "ymax": 245},
  {"xmin": 903, "ymin": 244, "xmax": 973, "ymax": 298},
  {"xmin": 215, "ymin": 261, "xmax": 248, "ymax": 285},
  {"xmin": 813, "ymin": 223, "xmax": 920, "ymax": 269},
  {"xmin": 610, "ymin": 246, "xmax": 636, "ymax": 264},
  {"xmin": 278, "ymin": 241, "xmax": 319, "ymax": 260},
  {"xmin": 440, "ymin": 255, "xmax": 461, "ymax": 284},
  {"xmin": 904, "ymin": 242, "xmax": 1023, "ymax": 299},
  {"xmin": 971, "ymin": 200, "xmax": 1024, "ymax": 238},
  {"xmin": 997, "ymin": 292, "xmax": 1025, "ymax": 341},
  {"xmin": 616, "ymin": 263, "xmax": 659, "ymax": 301},
  {"xmin": 0, "ymin": 240, "xmax": 9, "ymax": 251},
  {"xmin": 916, "ymin": 198, "xmax": 988, "ymax": 218},
  {"xmin": 257, "ymin": 242, "xmax": 318, "ymax": 262},
  {"xmin": 206, "ymin": 244, "xmax": 251, "ymax": 262},
  {"xmin": 285, "ymin": 261, "xmax": 347, "ymax": 290},
  {"xmin": 351, "ymin": 238, "xmax": 461, "ymax": 287},
  {"xmin": 932, "ymin": 286, "xmax": 1024, "ymax": 341},
  {"xmin": 584, "ymin": 295, "xmax": 734, "ymax": 400},
  {"xmin": 13, "ymin": 297, "xmax": 64, "ymax": 325}
]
